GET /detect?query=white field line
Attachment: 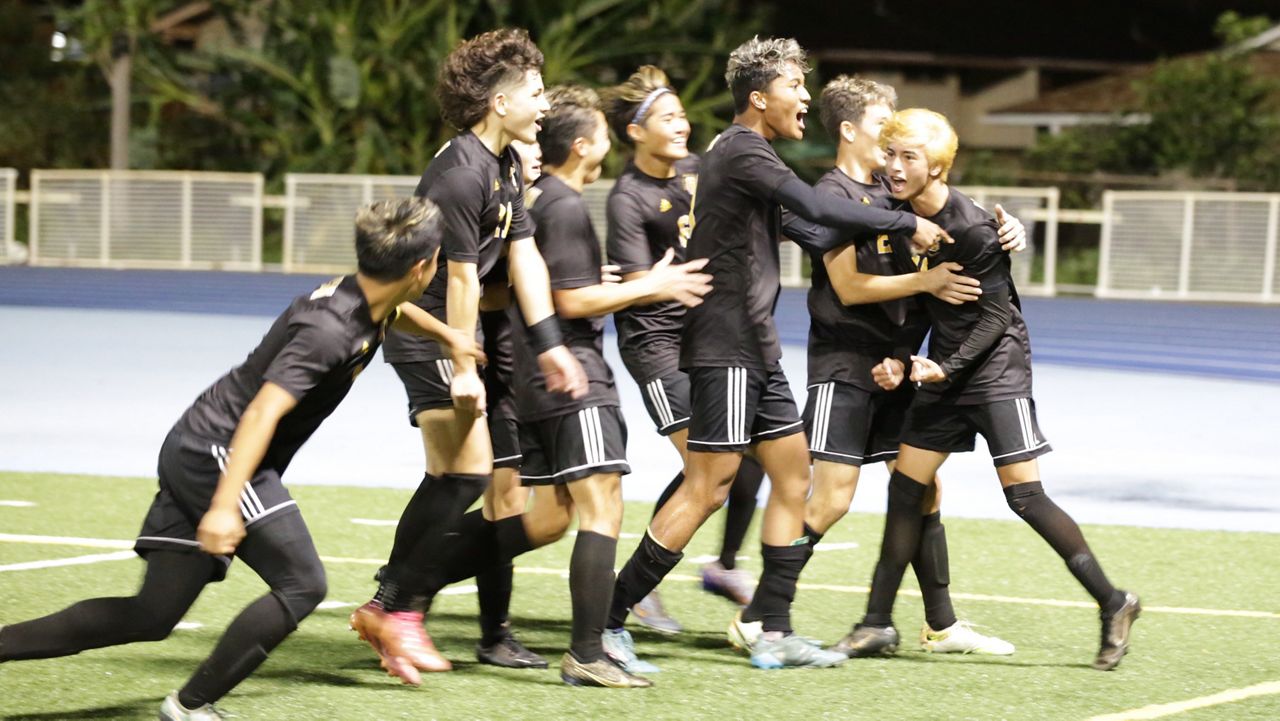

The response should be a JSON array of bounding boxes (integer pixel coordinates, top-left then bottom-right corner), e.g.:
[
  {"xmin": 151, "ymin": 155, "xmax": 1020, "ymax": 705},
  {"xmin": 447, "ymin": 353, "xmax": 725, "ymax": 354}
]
[
  {"xmin": 316, "ymin": 600, "xmax": 354, "ymax": 610},
  {"xmin": 4, "ymin": 533, "xmax": 1278, "ymax": 621},
  {"xmin": 174, "ymin": 621, "xmax": 203, "ymax": 631},
  {"xmin": 1086, "ymin": 680, "xmax": 1280, "ymax": 721},
  {"xmin": 813, "ymin": 542, "xmax": 860, "ymax": 552},
  {"xmin": 349, "ymin": 518, "xmax": 398, "ymax": 527},
  {"xmin": 0, "ymin": 550, "xmax": 137, "ymax": 572},
  {"xmin": 0, "ymin": 500, "xmax": 37, "ymax": 507}
]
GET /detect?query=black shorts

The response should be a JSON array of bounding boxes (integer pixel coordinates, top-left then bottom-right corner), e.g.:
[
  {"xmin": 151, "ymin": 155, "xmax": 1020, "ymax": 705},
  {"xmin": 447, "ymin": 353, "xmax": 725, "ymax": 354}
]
[
  {"xmin": 902, "ymin": 397, "xmax": 1052, "ymax": 467},
  {"xmin": 686, "ymin": 366, "xmax": 804, "ymax": 453},
  {"xmin": 803, "ymin": 381, "xmax": 910, "ymax": 467},
  {"xmin": 519, "ymin": 405, "xmax": 630, "ymax": 485},
  {"xmin": 636, "ymin": 368, "xmax": 692, "ymax": 436},
  {"xmin": 489, "ymin": 411, "xmax": 523, "ymax": 470},
  {"xmin": 136, "ymin": 428, "xmax": 300, "ymax": 580},
  {"xmin": 393, "ymin": 359, "xmax": 457, "ymax": 423}
]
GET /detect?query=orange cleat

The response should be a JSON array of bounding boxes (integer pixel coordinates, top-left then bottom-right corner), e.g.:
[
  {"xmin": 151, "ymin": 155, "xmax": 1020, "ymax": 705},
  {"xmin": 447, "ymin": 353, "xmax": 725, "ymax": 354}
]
[{"xmin": 349, "ymin": 601, "xmax": 423, "ymax": 685}]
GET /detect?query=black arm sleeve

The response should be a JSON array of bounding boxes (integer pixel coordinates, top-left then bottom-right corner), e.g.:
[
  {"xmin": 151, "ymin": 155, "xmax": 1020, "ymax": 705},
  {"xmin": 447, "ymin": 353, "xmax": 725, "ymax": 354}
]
[
  {"xmin": 772, "ymin": 177, "xmax": 916, "ymax": 254},
  {"xmin": 780, "ymin": 210, "xmax": 847, "ymax": 254},
  {"xmin": 938, "ymin": 283, "xmax": 1012, "ymax": 378}
]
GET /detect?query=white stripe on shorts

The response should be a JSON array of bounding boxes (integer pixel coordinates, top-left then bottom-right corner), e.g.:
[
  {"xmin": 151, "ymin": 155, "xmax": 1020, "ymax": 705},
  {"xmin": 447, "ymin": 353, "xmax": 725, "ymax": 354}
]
[{"xmin": 646, "ymin": 378, "xmax": 674, "ymax": 428}]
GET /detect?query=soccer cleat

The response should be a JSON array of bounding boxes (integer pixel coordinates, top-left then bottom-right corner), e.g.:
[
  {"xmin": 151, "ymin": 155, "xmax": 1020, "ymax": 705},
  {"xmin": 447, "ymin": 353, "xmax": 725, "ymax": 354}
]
[
  {"xmin": 159, "ymin": 691, "xmax": 224, "ymax": 721},
  {"xmin": 750, "ymin": 634, "xmax": 848, "ymax": 669},
  {"xmin": 1093, "ymin": 591, "xmax": 1141, "ymax": 671},
  {"xmin": 920, "ymin": 620, "xmax": 1015, "ymax": 655},
  {"xmin": 701, "ymin": 561, "xmax": 756, "ymax": 606},
  {"xmin": 560, "ymin": 652, "xmax": 653, "ymax": 688},
  {"xmin": 631, "ymin": 590, "xmax": 683, "ymax": 634},
  {"xmin": 476, "ymin": 630, "xmax": 548, "ymax": 669},
  {"xmin": 382, "ymin": 609, "xmax": 452, "ymax": 672},
  {"xmin": 726, "ymin": 610, "xmax": 763, "ymax": 653},
  {"xmin": 348, "ymin": 601, "xmax": 424, "ymax": 685},
  {"xmin": 602, "ymin": 627, "xmax": 661, "ymax": 674},
  {"xmin": 830, "ymin": 624, "xmax": 900, "ymax": 658}
]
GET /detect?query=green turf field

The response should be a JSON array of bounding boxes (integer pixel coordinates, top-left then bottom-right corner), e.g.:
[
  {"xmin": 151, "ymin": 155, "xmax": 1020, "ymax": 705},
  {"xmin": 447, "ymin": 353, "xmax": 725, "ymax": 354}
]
[{"xmin": 2, "ymin": 472, "xmax": 1278, "ymax": 720}]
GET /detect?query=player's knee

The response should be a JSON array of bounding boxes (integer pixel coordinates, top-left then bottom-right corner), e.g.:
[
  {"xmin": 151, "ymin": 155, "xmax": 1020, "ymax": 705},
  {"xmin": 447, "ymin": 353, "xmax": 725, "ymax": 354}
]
[{"xmin": 275, "ymin": 565, "xmax": 328, "ymax": 622}]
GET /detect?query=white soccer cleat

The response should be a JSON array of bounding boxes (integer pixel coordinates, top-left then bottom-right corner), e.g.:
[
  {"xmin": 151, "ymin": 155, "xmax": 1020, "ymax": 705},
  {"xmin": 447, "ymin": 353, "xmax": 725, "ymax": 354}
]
[
  {"xmin": 727, "ymin": 610, "xmax": 763, "ymax": 653},
  {"xmin": 159, "ymin": 691, "xmax": 225, "ymax": 720},
  {"xmin": 920, "ymin": 620, "xmax": 1015, "ymax": 656}
]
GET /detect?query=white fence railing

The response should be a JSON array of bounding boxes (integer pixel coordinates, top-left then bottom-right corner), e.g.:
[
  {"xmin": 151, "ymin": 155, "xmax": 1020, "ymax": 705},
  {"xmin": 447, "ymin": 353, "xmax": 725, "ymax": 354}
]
[
  {"xmin": 1098, "ymin": 191, "xmax": 1279, "ymax": 303},
  {"xmin": 29, "ymin": 170, "xmax": 263, "ymax": 270},
  {"xmin": 1, "ymin": 168, "xmax": 15, "ymax": 264},
  {"xmin": 956, "ymin": 185, "xmax": 1060, "ymax": 296}
]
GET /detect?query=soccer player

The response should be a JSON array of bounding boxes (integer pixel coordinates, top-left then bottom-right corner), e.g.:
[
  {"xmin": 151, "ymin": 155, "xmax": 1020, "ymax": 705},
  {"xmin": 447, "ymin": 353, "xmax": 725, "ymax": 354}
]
[
  {"xmin": 599, "ymin": 65, "xmax": 766, "ymax": 638},
  {"xmin": 351, "ymin": 28, "xmax": 587, "ymax": 684},
  {"xmin": 604, "ymin": 37, "xmax": 955, "ymax": 671},
  {"xmin": 798, "ymin": 76, "xmax": 1020, "ymax": 656},
  {"xmin": 512, "ymin": 84, "xmax": 711, "ymax": 687},
  {"xmin": 836, "ymin": 108, "xmax": 1140, "ymax": 671},
  {"xmin": 0, "ymin": 198, "xmax": 477, "ymax": 720}
]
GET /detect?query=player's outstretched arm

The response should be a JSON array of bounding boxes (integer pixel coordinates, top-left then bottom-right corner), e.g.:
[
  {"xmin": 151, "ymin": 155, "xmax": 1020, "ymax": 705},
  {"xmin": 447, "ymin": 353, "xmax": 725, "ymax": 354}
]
[
  {"xmin": 552, "ymin": 249, "xmax": 711, "ymax": 319},
  {"xmin": 508, "ymin": 236, "xmax": 588, "ymax": 399},
  {"xmin": 823, "ymin": 244, "xmax": 980, "ymax": 306},
  {"xmin": 773, "ymin": 177, "xmax": 951, "ymax": 254},
  {"xmin": 197, "ymin": 382, "xmax": 298, "ymax": 554},
  {"xmin": 445, "ymin": 258, "xmax": 486, "ymax": 415},
  {"xmin": 393, "ymin": 304, "xmax": 486, "ymax": 365}
]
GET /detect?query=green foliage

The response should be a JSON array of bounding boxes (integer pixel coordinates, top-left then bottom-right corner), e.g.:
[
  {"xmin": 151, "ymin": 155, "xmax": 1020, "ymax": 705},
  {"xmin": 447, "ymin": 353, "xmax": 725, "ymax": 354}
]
[{"xmin": 51, "ymin": 0, "xmax": 766, "ymax": 180}]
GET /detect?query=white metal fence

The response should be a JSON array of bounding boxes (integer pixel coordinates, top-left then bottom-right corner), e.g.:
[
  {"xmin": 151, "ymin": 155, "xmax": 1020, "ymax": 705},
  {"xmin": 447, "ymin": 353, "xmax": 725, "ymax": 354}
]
[
  {"xmin": 956, "ymin": 185, "xmax": 1060, "ymax": 296},
  {"xmin": 1099, "ymin": 191, "xmax": 1279, "ymax": 303},
  {"xmin": 29, "ymin": 170, "xmax": 263, "ymax": 270},
  {"xmin": 283, "ymin": 174, "xmax": 420, "ymax": 273},
  {"xmin": 1, "ymin": 168, "xmax": 15, "ymax": 264}
]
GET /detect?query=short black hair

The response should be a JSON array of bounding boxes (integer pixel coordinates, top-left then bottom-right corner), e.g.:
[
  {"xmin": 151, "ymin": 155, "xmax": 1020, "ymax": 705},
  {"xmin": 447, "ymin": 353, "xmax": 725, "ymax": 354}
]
[
  {"xmin": 537, "ymin": 85, "xmax": 602, "ymax": 166},
  {"xmin": 354, "ymin": 197, "xmax": 442, "ymax": 281},
  {"xmin": 725, "ymin": 36, "xmax": 809, "ymax": 114}
]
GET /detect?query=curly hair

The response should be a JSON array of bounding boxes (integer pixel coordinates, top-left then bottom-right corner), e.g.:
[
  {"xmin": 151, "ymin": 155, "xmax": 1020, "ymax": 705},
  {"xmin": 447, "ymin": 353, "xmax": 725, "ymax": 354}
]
[
  {"xmin": 436, "ymin": 28, "xmax": 544, "ymax": 131},
  {"xmin": 600, "ymin": 65, "xmax": 674, "ymax": 146},
  {"xmin": 354, "ymin": 197, "xmax": 443, "ymax": 281},
  {"xmin": 725, "ymin": 36, "xmax": 810, "ymax": 114},
  {"xmin": 537, "ymin": 85, "xmax": 602, "ymax": 166},
  {"xmin": 880, "ymin": 108, "xmax": 959, "ymax": 181},
  {"xmin": 819, "ymin": 75, "xmax": 897, "ymax": 139}
]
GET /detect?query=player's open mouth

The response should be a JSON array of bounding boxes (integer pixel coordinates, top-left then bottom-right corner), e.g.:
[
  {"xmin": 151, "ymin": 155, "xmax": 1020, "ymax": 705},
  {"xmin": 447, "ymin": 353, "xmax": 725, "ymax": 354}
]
[
  {"xmin": 797, "ymin": 109, "xmax": 807, "ymax": 129},
  {"xmin": 889, "ymin": 176, "xmax": 907, "ymax": 192}
]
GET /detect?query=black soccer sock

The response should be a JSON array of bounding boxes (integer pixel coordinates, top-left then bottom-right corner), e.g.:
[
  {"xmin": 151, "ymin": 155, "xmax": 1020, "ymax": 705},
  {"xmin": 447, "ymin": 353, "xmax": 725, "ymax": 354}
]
[
  {"xmin": 911, "ymin": 512, "xmax": 958, "ymax": 631},
  {"xmin": 496, "ymin": 513, "xmax": 534, "ymax": 559},
  {"xmin": 803, "ymin": 523, "xmax": 825, "ymax": 547},
  {"xmin": 0, "ymin": 551, "xmax": 211, "ymax": 662},
  {"xmin": 651, "ymin": 472, "xmax": 684, "ymax": 519},
  {"xmin": 720, "ymin": 457, "xmax": 764, "ymax": 569},
  {"xmin": 477, "ymin": 561, "xmax": 514, "ymax": 645},
  {"xmin": 568, "ymin": 531, "xmax": 618, "ymax": 663},
  {"xmin": 606, "ymin": 530, "xmax": 683, "ymax": 629},
  {"xmin": 1004, "ymin": 482, "xmax": 1124, "ymax": 611},
  {"xmin": 181, "ymin": 511, "xmax": 326, "ymax": 708},
  {"xmin": 375, "ymin": 472, "xmax": 437, "ymax": 607},
  {"xmin": 383, "ymin": 473, "xmax": 490, "ymax": 612},
  {"xmin": 434, "ymin": 510, "xmax": 495, "ymax": 588},
  {"xmin": 740, "ymin": 542, "xmax": 812, "ymax": 632},
  {"xmin": 863, "ymin": 471, "xmax": 929, "ymax": 627}
]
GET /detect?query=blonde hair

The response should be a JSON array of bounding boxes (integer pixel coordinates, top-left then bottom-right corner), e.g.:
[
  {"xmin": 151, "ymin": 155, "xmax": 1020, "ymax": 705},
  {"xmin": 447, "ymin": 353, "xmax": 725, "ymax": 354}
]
[
  {"xmin": 880, "ymin": 108, "xmax": 958, "ymax": 181},
  {"xmin": 819, "ymin": 75, "xmax": 897, "ymax": 139},
  {"xmin": 601, "ymin": 65, "xmax": 675, "ymax": 146}
]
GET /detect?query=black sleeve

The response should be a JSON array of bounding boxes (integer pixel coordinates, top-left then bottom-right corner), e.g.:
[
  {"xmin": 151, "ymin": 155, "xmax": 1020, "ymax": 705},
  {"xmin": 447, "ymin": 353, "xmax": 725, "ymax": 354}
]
[
  {"xmin": 773, "ymin": 178, "xmax": 917, "ymax": 251},
  {"xmin": 938, "ymin": 282, "xmax": 1012, "ymax": 378},
  {"xmin": 507, "ymin": 171, "xmax": 535, "ymax": 242},
  {"xmin": 262, "ymin": 313, "xmax": 349, "ymax": 401},
  {"xmin": 781, "ymin": 210, "xmax": 848, "ymax": 254},
  {"xmin": 423, "ymin": 166, "xmax": 487, "ymax": 264},
  {"xmin": 725, "ymin": 133, "xmax": 799, "ymax": 201},
  {"xmin": 606, "ymin": 190, "xmax": 654, "ymax": 273},
  {"xmin": 536, "ymin": 197, "xmax": 602, "ymax": 290}
]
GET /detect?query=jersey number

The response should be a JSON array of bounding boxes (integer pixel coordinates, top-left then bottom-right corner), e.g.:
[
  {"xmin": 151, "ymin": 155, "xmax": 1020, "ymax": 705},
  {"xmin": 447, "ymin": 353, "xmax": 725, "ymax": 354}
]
[{"xmin": 493, "ymin": 201, "xmax": 514, "ymax": 240}]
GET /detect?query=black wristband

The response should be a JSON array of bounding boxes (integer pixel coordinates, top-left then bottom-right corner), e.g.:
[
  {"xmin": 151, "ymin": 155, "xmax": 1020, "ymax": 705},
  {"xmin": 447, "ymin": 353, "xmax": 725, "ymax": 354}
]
[{"xmin": 526, "ymin": 316, "xmax": 564, "ymax": 354}]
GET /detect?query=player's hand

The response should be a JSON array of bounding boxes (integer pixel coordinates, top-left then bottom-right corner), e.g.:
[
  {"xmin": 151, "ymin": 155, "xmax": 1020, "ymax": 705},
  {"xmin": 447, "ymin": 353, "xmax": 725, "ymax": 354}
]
[
  {"xmin": 994, "ymin": 204, "xmax": 1027, "ymax": 253},
  {"xmin": 909, "ymin": 355, "xmax": 947, "ymax": 384},
  {"xmin": 922, "ymin": 262, "xmax": 981, "ymax": 305},
  {"xmin": 450, "ymin": 370, "xmax": 487, "ymax": 416},
  {"xmin": 538, "ymin": 345, "xmax": 588, "ymax": 399},
  {"xmin": 442, "ymin": 327, "xmax": 487, "ymax": 365},
  {"xmin": 872, "ymin": 357, "xmax": 906, "ymax": 391},
  {"xmin": 647, "ymin": 248, "xmax": 712, "ymax": 308},
  {"xmin": 197, "ymin": 506, "xmax": 245, "ymax": 555},
  {"xmin": 601, "ymin": 264, "xmax": 622, "ymax": 284},
  {"xmin": 910, "ymin": 216, "xmax": 953, "ymax": 255}
]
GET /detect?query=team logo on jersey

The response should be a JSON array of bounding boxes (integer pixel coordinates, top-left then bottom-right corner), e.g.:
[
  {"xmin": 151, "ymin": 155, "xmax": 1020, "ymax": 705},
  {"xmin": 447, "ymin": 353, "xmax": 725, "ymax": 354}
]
[
  {"xmin": 876, "ymin": 234, "xmax": 891, "ymax": 254},
  {"xmin": 861, "ymin": 196, "xmax": 871, "ymax": 205},
  {"xmin": 912, "ymin": 255, "xmax": 930, "ymax": 272},
  {"xmin": 682, "ymin": 173, "xmax": 698, "ymax": 196},
  {"xmin": 659, "ymin": 198, "xmax": 672, "ymax": 213},
  {"xmin": 493, "ymin": 178, "xmax": 501, "ymax": 192}
]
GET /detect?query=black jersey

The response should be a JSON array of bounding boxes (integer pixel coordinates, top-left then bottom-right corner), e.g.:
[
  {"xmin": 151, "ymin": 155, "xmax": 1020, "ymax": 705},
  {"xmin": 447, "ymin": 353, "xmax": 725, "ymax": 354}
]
[
  {"xmin": 606, "ymin": 155, "xmax": 700, "ymax": 382},
  {"xmin": 382, "ymin": 131, "xmax": 534, "ymax": 364},
  {"xmin": 893, "ymin": 187, "xmax": 1033, "ymax": 405},
  {"xmin": 680, "ymin": 125, "xmax": 798, "ymax": 370},
  {"xmin": 806, "ymin": 169, "xmax": 926, "ymax": 390},
  {"xmin": 510, "ymin": 175, "xmax": 618, "ymax": 422},
  {"xmin": 176, "ymin": 275, "xmax": 392, "ymax": 473}
]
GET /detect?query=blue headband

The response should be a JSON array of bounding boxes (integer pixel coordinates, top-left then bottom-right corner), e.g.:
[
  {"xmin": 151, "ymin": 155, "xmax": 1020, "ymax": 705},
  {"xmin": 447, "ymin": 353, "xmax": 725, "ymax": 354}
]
[{"xmin": 630, "ymin": 87, "xmax": 673, "ymax": 126}]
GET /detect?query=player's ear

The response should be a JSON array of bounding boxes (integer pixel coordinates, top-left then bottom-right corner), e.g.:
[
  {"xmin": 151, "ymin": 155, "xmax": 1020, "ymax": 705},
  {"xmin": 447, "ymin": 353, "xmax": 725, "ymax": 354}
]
[
  {"xmin": 493, "ymin": 91, "xmax": 508, "ymax": 118},
  {"xmin": 840, "ymin": 120, "xmax": 857, "ymax": 144},
  {"xmin": 572, "ymin": 135, "xmax": 589, "ymax": 159},
  {"xmin": 626, "ymin": 123, "xmax": 644, "ymax": 144},
  {"xmin": 750, "ymin": 90, "xmax": 766, "ymax": 112}
]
